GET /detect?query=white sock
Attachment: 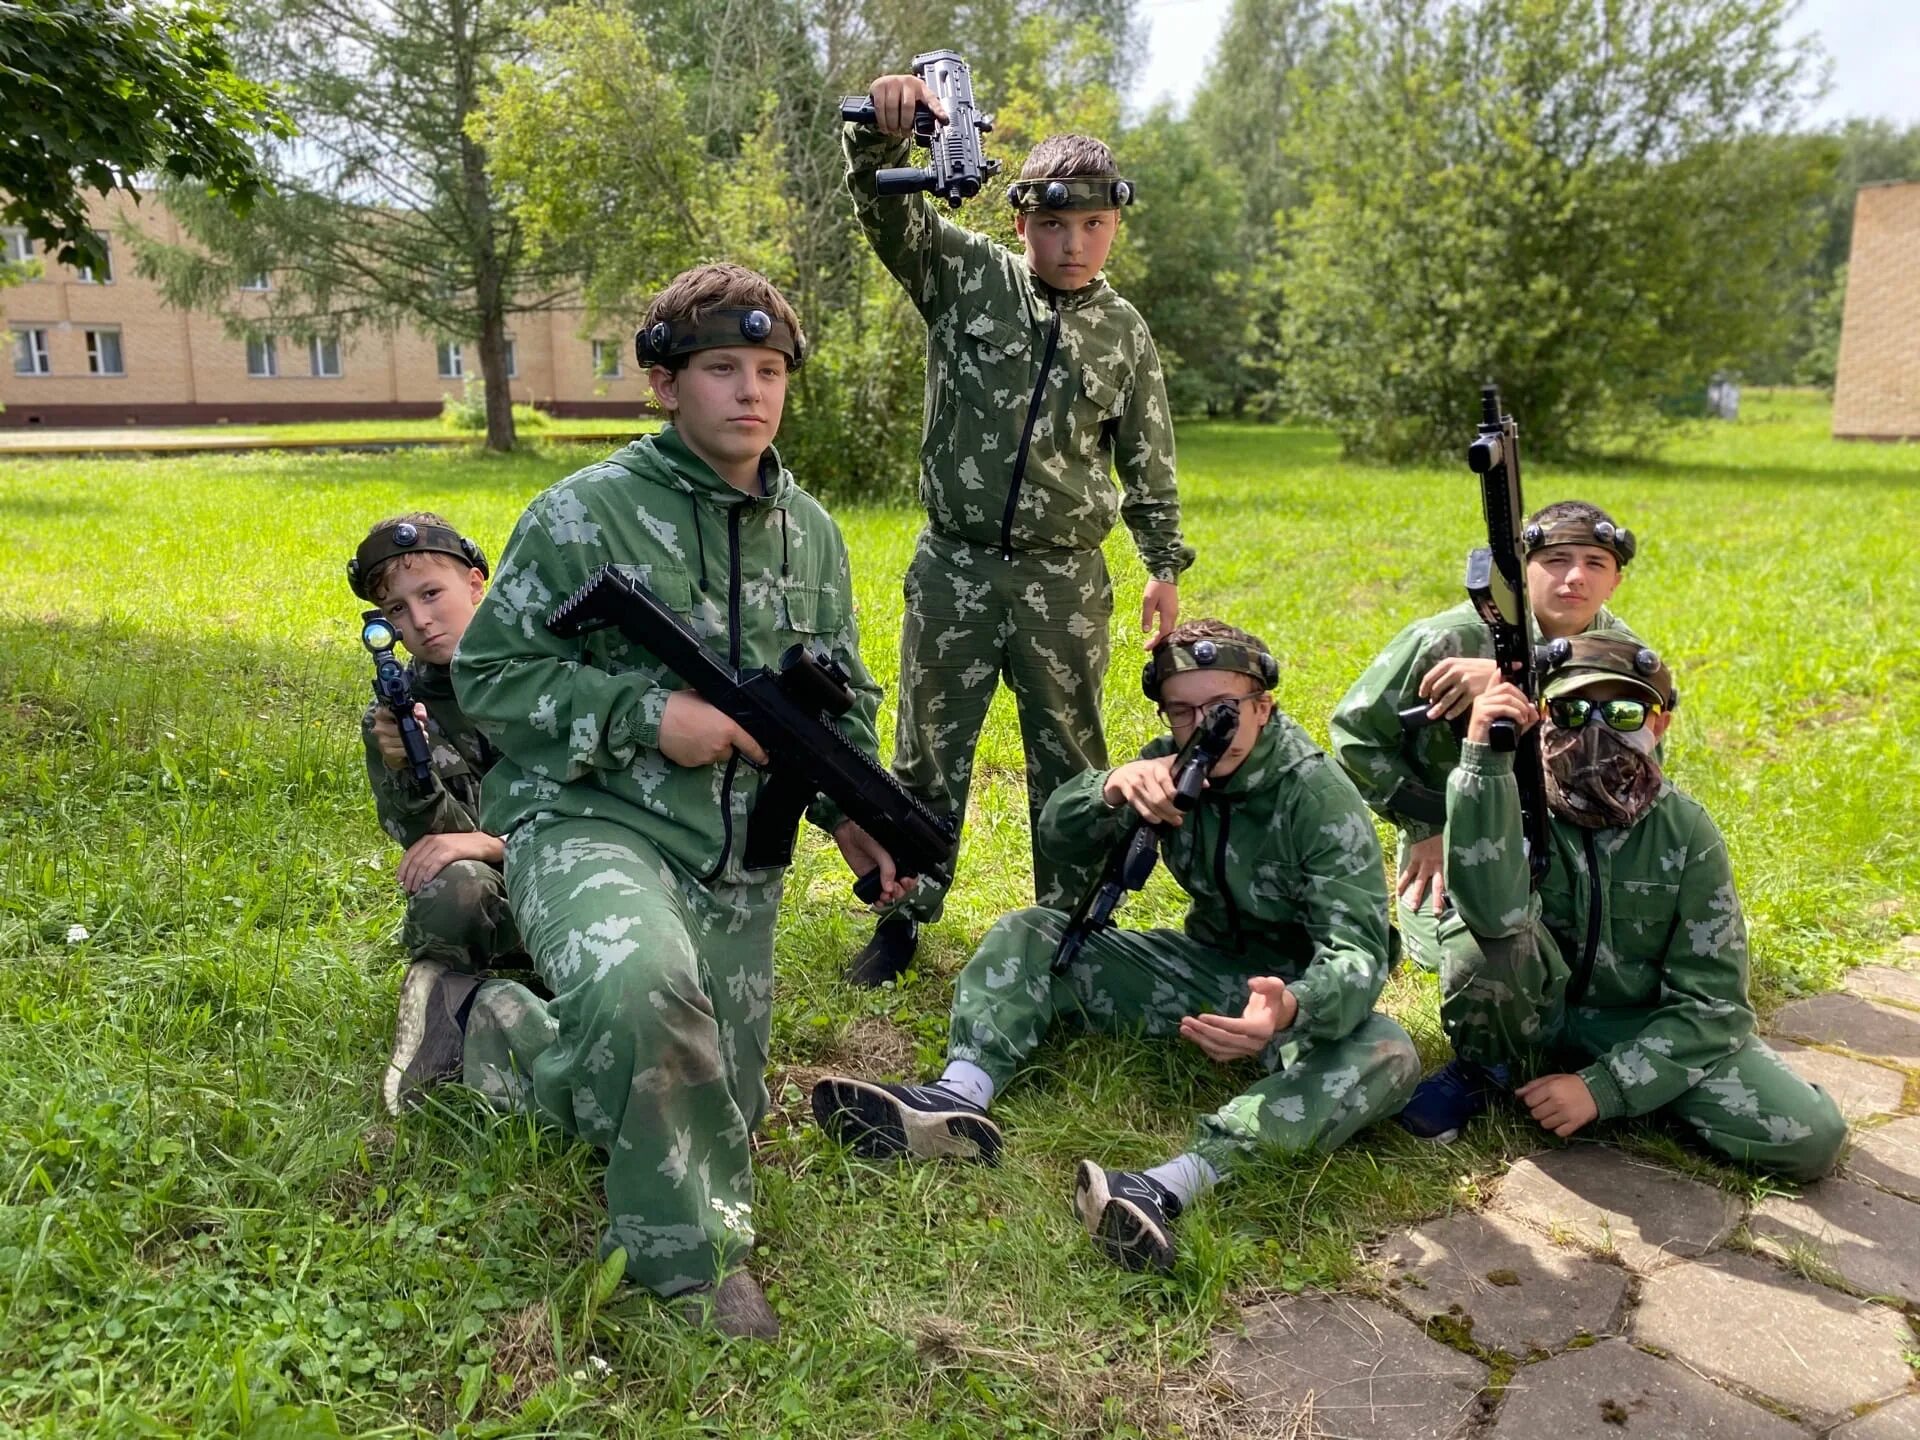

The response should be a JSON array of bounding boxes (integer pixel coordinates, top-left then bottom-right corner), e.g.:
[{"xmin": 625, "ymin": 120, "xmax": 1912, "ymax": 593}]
[
  {"xmin": 935, "ymin": 1060, "xmax": 995, "ymax": 1110},
  {"xmin": 1144, "ymin": 1152, "xmax": 1220, "ymax": 1209}
]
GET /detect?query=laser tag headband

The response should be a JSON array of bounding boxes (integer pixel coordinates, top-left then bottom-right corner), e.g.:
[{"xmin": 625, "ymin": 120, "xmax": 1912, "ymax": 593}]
[
  {"xmin": 1522, "ymin": 514, "xmax": 1637, "ymax": 567},
  {"xmin": 635, "ymin": 307, "xmax": 806, "ymax": 371},
  {"xmin": 348, "ymin": 520, "xmax": 489, "ymax": 602},
  {"xmin": 1537, "ymin": 634, "xmax": 1676, "ymax": 711},
  {"xmin": 1006, "ymin": 176, "xmax": 1137, "ymax": 212},
  {"xmin": 1141, "ymin": 635, "xmax": 1279, "ymax": 701}
]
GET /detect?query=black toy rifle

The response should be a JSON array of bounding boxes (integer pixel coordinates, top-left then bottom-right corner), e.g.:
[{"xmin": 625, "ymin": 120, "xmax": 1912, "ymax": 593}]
[
  {"xmin": 545, "ymin": 566, "xmax": 957, "ymax": 902},
  {"xmin": 1051, "ymin": 703, "xmax": 1241, "ymax": 975},
  {"xmin": 840, "ymin": 49, "xmax": 1000, "ymax": 207},
  {"xmin": 360, "ymin": 610, "xmax": 434, "ymax": 787}
]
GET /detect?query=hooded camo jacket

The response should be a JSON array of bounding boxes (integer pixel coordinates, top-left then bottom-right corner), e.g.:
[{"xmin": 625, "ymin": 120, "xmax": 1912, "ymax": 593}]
[
  {"xmin": 451, "ymin": 427, "xmax": 882, "ymax": 881},
  {"xmin": 1445, "ymin": 741, "xmax": 1755, "ymax": 1122},
  {"xmin": 1041, "ymin": 716, "xmax": 1394, "ymax": 1044},
  {"xmin": 844, "ymin": 123, "xmax": 1193, "ymax": 581},
  {"xmin": 360, "ymin": 660, "xmax": 495, "ymax": 847}
]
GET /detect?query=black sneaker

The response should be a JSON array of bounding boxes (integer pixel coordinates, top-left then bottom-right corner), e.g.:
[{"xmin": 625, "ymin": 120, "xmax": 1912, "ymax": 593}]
[
  {"xmin": 1397, "ymin": 1059, "xmax": 1512, "ymax": 1142},
  {"xmin": 1074, "ymin": 1160, "xmax": 1181, "ymax": 1272},
  {"xmin": 810, "ymin": 1076, "xmax": 1003, "ymax": 1165},
  {"xmin": 383, "ymin": 960, "xmax": 481, "ymax": 1116},
  {"xmin": 671, "ymin": 1270, "xmax": 781, "ymax": 1341},
  {"xmin": 847, "ymin": 913, "xmax": 919, "ymax": 987}
]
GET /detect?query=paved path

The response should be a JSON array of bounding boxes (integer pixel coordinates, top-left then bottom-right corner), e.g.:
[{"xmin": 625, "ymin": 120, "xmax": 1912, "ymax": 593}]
[
  {"xmin": 1213, "ymin": 945, "xmax": 1920, "ymax": 1437},
  {"xmin": 0, "ymin": 426, "xmax": 642, "ymax": 456}
]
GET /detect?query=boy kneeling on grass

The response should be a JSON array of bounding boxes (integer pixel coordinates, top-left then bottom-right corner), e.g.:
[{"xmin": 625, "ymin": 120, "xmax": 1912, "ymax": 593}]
[
  {"xmin": 812, "ymin": 619, "xmax": 1421, "ymax": 1271},
  {"xmin": 388, "ymin": 263, "xmax": 911, "ymax": 1339},
  {"xmin": 1397, "ymin": 634, "xmax": 1846, "ymax": 1181}
]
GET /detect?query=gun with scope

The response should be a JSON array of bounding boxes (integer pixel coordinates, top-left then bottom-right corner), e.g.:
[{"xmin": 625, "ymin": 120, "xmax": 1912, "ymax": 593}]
[{"xmin": 360, "ymin": 610, "xmax": 435, "ymax": 787}]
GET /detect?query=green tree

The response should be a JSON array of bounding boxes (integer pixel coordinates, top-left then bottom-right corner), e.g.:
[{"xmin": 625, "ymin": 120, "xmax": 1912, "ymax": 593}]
[
  {"xmin": 0, "ymin": 0, "xmax": 289, "ymax": 274},
  {"xmin": 1189, "ymin": 0, "xmax": 1326, "ymax": 247}
]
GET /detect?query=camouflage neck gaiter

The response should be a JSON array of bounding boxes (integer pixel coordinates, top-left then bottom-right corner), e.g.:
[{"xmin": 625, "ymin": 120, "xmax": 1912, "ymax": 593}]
[{"xmin": 1540, "ymin": 722, "xmax": 1663, "ymax": 830}]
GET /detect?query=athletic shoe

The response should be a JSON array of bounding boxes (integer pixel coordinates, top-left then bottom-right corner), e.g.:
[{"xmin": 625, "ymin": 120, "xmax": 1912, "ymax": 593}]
[
  {"xmin": 383, "ymin": 960, "xmax": 481, "ymax": 1116},
  {"xmin": 847, "ymin": 913, "xmax": 919, "ymax": 987},
  {"xmin": 1073, "ymin": 1160, "xmax": 1181, "ymax": 1272},
  {"xmin": 810, "ymin": 1076, "xmax": 1003, "ymax": 1165},
  {"xmin": 1397, "ymin": 1059, "xmax": 1512, "ymax": 1142}
]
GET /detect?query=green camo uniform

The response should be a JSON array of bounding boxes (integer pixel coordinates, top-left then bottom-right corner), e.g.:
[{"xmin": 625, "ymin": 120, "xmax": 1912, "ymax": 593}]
[
  {"xmin": 948, "ymin": 716, "xmax": 1420, "ymax": 1170},
  {"xmin": 360, "ymin": 664, "xmax": 519, "ymax": 972},
  {"xmin": 450, "ymin": 426, "xmax": 881, "ymax": 1295},
  {"xmin": 1439, "ymin": 741, "xmax": 1845, "ymax": 1180},
  {"xmin": 845, "ymin": 122, "xmax": 1194, "ymax": 916},
  {"xmin": 1329, "ymin": 602, "xmax": 1635, "ymax": 970}
]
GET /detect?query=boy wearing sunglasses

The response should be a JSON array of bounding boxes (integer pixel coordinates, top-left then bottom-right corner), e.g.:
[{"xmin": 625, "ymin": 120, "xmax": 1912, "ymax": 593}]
[{"xmin": 1399, "ymin": 635, "xmax": 1844, "ymax": 1179}]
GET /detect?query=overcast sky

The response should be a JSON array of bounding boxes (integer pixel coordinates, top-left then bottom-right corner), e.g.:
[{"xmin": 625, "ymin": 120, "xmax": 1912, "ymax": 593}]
[{"xmin": 1131, "ymin": 0, "xmax": 1920, "ymax": 128}]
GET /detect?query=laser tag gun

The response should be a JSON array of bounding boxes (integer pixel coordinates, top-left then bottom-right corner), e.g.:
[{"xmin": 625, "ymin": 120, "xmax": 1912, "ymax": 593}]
[
  {"xmin": 545, "ymin": 566, "xmax": 958, "ymax": 902},
  {"xmin": 1464, "ymin": 384, "xmax": 1551, "ymax": 887},
  {"xmin": 839, "ymin": 49, "xmax": 1000, "ymax": 207},
  {"xmin": 361, "ymin": 610, "xmax": 435, "ymax": 788},
  {"xmin": 1051, "ymin": 702, "xmax": 1241, "ymax": 975}
]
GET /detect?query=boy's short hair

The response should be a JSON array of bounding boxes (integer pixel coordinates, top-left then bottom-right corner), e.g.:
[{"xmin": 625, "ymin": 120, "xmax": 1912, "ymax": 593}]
[
  {"xmin": 1020, "ymin": 134, "xmax": 1119, "ymax": 183},
  {"xmin": 1146, "ymin": 618, "xmax": 1279, "ymax": 699},
  {"xmin": 641, "ymin": 263, "xmax": 806, "ymax": 373},
  {"xmin": 361, "ymin": 510, "xmax": 472, "ymax": 604},
  {"xmin": 1524, "ymin": 499, "xmax": 1635, "ymax": 568}
]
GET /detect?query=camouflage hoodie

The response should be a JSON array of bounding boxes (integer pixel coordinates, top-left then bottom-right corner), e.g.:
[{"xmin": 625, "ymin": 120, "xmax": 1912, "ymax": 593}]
[
  {"xmin": 451, "ymin": 426, "xmax": 881, "ymax": 882},
  {"xmin": 359, "ymin": 660, "xmax": 494, "ymax": 846},
  {"xmin": 1444, "ymin": 741, "xmax": 1754, "ymax": 1122},
  {"xmin": 844, "ymin": 123, "xmax": 1193, "ymax": 581},
  {"xmin": 1039, "ymin": 715, "xmax": 1394, "ymax": 1042},
  {"xmin": 1330, "ymin": 602, "xmax": 1637, "ymax": 843}
]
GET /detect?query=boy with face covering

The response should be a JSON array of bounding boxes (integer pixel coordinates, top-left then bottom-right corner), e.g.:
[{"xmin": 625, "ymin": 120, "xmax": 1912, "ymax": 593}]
[{"xmin": 1399, "ymin": 634, "xmax": 1846, "ymax": 1180}]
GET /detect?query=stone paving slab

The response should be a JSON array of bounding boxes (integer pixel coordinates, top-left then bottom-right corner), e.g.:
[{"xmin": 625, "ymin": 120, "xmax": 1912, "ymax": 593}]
[
  {"xmin": 1634, "ymin": 1250, "xmax": 1911, "ymax": 1427},
  {"xmin": 1750, "ymin": 1178, "xmax": 1920, "ymax": 1305},
  {"xmin": 1486, "ymin": 1339, "xmax": 1805, "ymax": 1438},
  {"xmin": 1850, "ymin": 1116, "xmax": 1920, "ymax": 1200},
  {"xmin": 1772, "ymin": 994, "xmax": 1920, "ymax": 1064},
  {"xmin": 1848, "ymin": 966, "xmax": 1920, "ymax": 1009},
  {"xmin": 1492, "ymin": 1147, "xmax": 1742, "ymax": 1272},
  {"xmin": 1214, "ymin": 1294, "xmax": 1484, "ymax": 1438},
  {"xmin": 1378, "ymin": 1211, "xmax": 1628, "ymax": 1354},
  {"xmin": 1772, "ymin": 1041, "xmax": 1908, "ymax": 1119},
  {"xmin": 1833, "ymin": 1394, "xmax": 1920, "ymax": 1439}
]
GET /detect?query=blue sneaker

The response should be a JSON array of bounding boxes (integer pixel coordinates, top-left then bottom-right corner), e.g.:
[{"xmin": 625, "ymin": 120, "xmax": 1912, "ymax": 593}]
[{"xmin": 1398, "ymin": 1060, "xmax": 1511, "ymax": 1142}]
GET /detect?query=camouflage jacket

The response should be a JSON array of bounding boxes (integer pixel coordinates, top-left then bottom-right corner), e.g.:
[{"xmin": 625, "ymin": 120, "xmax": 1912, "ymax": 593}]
[
  {"xmin": 359, "ymin": 661, "xmax": 495, "ymax": 848},
  {"xmin": 1041, "ymin": 716, "xmax": 1395, "ymax": 1044},
  {"xmin": 844, "ymin": 123, "xmax": 1193, "ymax": 581},
  {"xmin": 1330, "ymin": 602, "xmax": 1637, "ymax": 843},
  {"xmin": 1445, "ymin": 741, "xmax": 1755, "ymax": 1122},
  {"xmin": 451, "ymin": 426, "xmax": 882, "ymax": 882}
]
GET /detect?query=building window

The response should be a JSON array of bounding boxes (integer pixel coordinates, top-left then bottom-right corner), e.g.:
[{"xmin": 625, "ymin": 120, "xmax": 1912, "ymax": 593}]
[
  {"xmin": 246, "ymin": 335, "xmax": 278, "ymax": 378},
  {"xmin": 591, "ymin": 339, "xmax": 622, "ymax": 378},
  {"xmin": 75, "ymin": 231, "xmax": 113, "ymax": 284},
  {"xmin": 239, "ymin": 270, "xmax": 271, "ymax": 291},
  {"xmin": 2, "ymin": 227, "xmax": 32, "ymax": 264},
  {"xmin": 309, "ymin": 335, "xmax": 342, "ymax": 377},
  {"xmin": 12, "ymin": 328, "xmax": 51, "ymax": 375},
  {"xmin": 85, "ymin": 328, "xmax": 124, "ymax": 375},
  {"xmin": 437, "ymin": 341, "xmax": 463, "ymax": 378},
  {"xmin": 503, "ymin": 338, "xmax": 518, "ymax": 379}
]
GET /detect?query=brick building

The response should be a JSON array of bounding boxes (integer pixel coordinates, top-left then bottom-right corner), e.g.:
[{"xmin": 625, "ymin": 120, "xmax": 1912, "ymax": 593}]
[
  {"xmin": 1833, "ymin": 179, "xmax": 1920, "ymax": 441},
  {"xmin": 1, "ymin": 191, "xmax": 652, "ymax": 426}
]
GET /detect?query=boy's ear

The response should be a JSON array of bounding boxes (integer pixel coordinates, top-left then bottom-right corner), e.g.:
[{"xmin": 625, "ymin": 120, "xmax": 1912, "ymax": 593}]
[
  {"xmin": 466, "ymin": 566, "xmax": 487, "ymax": 607},
  {"xmin": 649, "ymin": 362, "xmax": 679, "ymax": 413},
  {"xmin": 1013, "ymin": 212, "xmax": 1028, "ymax": 241}
]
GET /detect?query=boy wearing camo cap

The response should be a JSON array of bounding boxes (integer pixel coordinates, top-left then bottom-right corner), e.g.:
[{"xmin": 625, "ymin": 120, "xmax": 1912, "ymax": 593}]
[
  {"xmin": 842, "ymin": 73, "xmax": 1194, "ymax": 984},
  {"xmin": 811, "ymin": 620, "xmax": 1420, "ymax": 1272},
  {"xmin": 1330, "ymin": 500, "xmax": 1643, "ymax": 973},
  {"xmin": 1397, "ymin": 634, "xmax": 1845, "ymax": 1180}
]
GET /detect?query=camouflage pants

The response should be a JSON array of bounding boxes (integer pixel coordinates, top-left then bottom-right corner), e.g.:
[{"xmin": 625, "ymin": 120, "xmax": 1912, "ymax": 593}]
[
  {"xmin": 949, "ymin": 907, "xmax": 1422, "ymax": 1173},
  {"xmin": 892, "ymin": 528, "xmax": 1113, "ymax": 922},
  {"xmin": 1393, "ymin": 829, "xmax": 1444, "ymax": 974},
  {"xmin": 460, "ymin": 816, "xmax": 783, "ymax": 1296},
  {"xmin": 1438, "ymin": 915, "xmax": 1846, "ymax": 1181},
  {"xmin": 401, "ymin": 858, "xmax": 522, "ymax": 973}
]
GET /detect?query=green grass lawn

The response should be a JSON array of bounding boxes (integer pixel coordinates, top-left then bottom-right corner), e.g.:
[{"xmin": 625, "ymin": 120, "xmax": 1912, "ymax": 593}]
[
  {"xmin": 171, "ymin": 416, "xmax": 659, "ymax": 442},
  {"xmin": 0, "ymin": 389, "xmax": 1914, "ymax": 1436}
]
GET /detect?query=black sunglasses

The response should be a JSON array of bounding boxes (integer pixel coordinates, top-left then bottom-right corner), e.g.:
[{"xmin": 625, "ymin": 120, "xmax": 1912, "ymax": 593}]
[{"xmin": 1544, "ymin": 695, "xmax": 1659, "ymax": 733}]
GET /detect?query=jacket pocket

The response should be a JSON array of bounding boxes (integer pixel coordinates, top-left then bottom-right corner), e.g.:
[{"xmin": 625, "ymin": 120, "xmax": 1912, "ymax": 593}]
[{"xmin": 780, "ymin": 581, "xmax": 846, "ymax": 640}]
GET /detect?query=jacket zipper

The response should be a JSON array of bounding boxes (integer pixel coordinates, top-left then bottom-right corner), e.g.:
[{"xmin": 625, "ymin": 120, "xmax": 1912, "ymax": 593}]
[
  {"xmin": 999, "ymin": 302, "xmax": 1062, "ymax": 560},
  {"xmin": 699, "ymin": 504, "xmax": 749, "ymax": 885},
  {"xmin": 1568, "ymin": 828, "xmax": 1603, "ymax": 1005},
  {"xmin": 1212, "ymin": 803, "xmax": 1243, "ymax": 952}
]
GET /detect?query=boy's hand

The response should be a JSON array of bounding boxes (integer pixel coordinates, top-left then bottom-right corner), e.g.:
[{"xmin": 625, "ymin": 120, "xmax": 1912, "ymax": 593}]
[
  {"xmin": 866, "ymin": 74, "xmax": 946, "ymax": 135},
  {"xmin": 1103, "ymin": 755, "xmax": 1186, "ymax": 825},
  {"xmin": 371, "ymin": 702, "xmax": 431, "ymax": 769},
  {"xmin": 658, "ymin": 691, "xmax": 770, "ymax": 768},
  {"xmin": 1466, "ymin": 680, "xmax": 1539, "ymax": 746},
  {"xmin": 1418, "ymin": 656, "xmax": 1498, "ymax": 719},
  {"xmin": 1398, "ymin": 834, "xmax": 1447, "ymax": 914},
  {"xmin": 1180, "ymin": 977, "xmax": 1297, "ymax": 1062},
  {"xmin": 397, "ymin": 831, "xmax": 506, "ymax": 895},
  {"xmin": 1141, "ymin": 579, "xmax": 1178, "ymax": 649},
  {"xmin": 1515, "ymin": 1073, "xmax": 1599, "ymax": 1137},
  {"xmin": 832, "ymin": 820, "xmax": 918, "ymax": 907}
]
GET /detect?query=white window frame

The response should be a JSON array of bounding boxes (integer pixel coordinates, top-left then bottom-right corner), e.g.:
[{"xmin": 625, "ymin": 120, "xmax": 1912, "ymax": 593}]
[
  {"xmin": 13, "ymin": 328, "xmax": 51, "ymax": 375},
  {"xmin": 85, "ymin": 328, "xmax": 124, "ymax": 376},
  {"xmin": 437, "ymin": 341, "xmax": 464, "ymax": 379},
  {"xmin": 591, "ymin": 339, "xmax": 623, "ymax": 379},
  {"xmin": 239, "ymin": 270, "xmax": 271, "ymax": 291},
  {"xmin": 75, "ymin": 231, "xmax": 113, "ymax": 284},
  {"xmin": 246, "ymin": 335, "xmax": 279, "ymax": 378},
  {"xmin": 309, "ymin": 335, "xmax": 342, "ymax": 378},
  {"xmin": 2, "ymin": 227, "xmax": 32, "ymax": 265}
]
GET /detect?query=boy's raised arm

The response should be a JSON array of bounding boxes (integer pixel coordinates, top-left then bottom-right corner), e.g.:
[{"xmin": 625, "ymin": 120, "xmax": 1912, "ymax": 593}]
[
  {"xmin": 360, "ymin": 707, "xmax": 480, "ymax": 847},
  {"xmin": 1443, "ymin": 740, "xmax": 1540, "ymax": 939},
  {"xmin": 1112, "ymin": 327, "xmax": 1193, "ymax": 585},
  {"xmin": 1331, "ymin": 625, "xmax": 1454, "ymax": 841},
  {"xmin": 842, "ymin": 102, "xmax": 986, "ymax": 318}
]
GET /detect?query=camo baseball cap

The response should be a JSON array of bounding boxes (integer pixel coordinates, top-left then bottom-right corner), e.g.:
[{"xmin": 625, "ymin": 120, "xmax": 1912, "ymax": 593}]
[{"xmin": 1539, "ymin": 634, "xmax": 1674, "ymax": 708}]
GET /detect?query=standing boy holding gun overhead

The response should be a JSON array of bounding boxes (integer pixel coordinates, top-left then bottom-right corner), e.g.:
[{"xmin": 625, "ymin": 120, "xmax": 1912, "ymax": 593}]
[{"xmin": 841, "ymin": 58, "xmax": 1194, "ymax": 985}]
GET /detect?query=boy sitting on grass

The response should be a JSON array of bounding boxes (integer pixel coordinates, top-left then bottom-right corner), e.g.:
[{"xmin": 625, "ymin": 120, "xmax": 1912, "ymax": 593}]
[
  {"xmin": 1398, "ymin": 634, "xmax": 1845, "ymax": 1180},
  {"xmin": 812, "ymin": 620, "xmax": 1419, "ymax": 1272},
  {"xmin": 1331, "ymin": 501, "xmax": 1643, "ymax": 972}
]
